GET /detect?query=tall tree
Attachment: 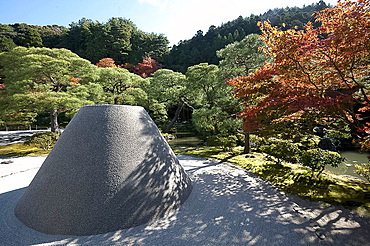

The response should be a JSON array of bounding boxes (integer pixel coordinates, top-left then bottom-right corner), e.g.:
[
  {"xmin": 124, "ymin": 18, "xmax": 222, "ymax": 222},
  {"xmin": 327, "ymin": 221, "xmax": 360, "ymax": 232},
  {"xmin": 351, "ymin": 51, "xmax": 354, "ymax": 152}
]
[
  {"xmin": 185, "ymin": 63, "xmax": 224, "ymax": 108},
  {"xmin": 217, "ymin": 34, "xmax": 268, "ymax": 153},
  {"xmin": 0, "ymin": 47, "xmax": 103, "ymax": 132},
  {"xmin": 186, "ymin": 63, "xmax": 242, "ymax": 136},
  {"xmin": 146, "ymin": 69, "xmax": 188, "ymax": 132},
  {"xmin": 228, "ymin": 0, "xmax": 369, "ymax": 149},
  {"xmin": 217, "ymin": 33, "xmax": 267, "ymax": 78},
  {"xmin": 105, "ymin": 17, "xmax": 133, "ymax": 64}
]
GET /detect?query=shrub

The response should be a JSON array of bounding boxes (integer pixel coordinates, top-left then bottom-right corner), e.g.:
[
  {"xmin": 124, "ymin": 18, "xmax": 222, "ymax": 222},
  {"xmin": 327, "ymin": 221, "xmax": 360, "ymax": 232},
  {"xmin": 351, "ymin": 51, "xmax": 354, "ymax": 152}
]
[
  {"xmin": 250, "ymin": 134, "xmax": 266, "ymax": 151},
  {"xmin": 298, "ymin": 135, "xmax": 320, "ymax": 150},
  {"xmin": 299, "ymin": 148, "xmax": 344, "ymax": 180},
  {"xmin": 24, "ymin": 132, "xmax": 59, "ymax": 150},
  {"xmin": 355, "ymin": 162, "xmax": 370, "ymax": 182},
  {"xmin": 207, "ymin": 134, "xmax": 238, "ymax": 151},
  {"xmin": 259, "ymin": 138, "xmax": 300, "ymax": 164}
]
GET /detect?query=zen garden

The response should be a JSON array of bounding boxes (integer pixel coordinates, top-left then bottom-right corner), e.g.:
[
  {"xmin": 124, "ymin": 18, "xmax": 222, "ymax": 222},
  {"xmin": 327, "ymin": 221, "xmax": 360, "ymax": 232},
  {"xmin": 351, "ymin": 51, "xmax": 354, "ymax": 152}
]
[{"xmin": 0, "ymin": 0, "xmax": 369, "ymax": 216}]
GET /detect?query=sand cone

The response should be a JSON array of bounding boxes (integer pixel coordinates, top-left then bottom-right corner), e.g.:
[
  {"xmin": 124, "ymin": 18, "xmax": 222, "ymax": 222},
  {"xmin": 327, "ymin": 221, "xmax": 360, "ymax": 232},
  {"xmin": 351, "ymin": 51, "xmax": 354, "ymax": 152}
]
[{"xmin": 15, "ymin": 105, "xmax": 192, "ymax": 236}]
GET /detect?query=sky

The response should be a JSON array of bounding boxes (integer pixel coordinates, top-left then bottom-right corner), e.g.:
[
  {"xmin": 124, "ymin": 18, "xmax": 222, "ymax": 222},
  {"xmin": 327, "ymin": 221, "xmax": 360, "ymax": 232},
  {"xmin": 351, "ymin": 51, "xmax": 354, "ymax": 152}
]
[{"xmin": 0, "ymin": 0, "xmax": 339, "ymax": 46}]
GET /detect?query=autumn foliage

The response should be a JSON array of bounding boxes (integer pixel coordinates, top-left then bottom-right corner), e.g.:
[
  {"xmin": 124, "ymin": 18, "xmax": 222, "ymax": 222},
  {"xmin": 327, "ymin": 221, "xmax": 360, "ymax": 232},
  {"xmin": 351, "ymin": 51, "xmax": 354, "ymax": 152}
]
[
  {"xmin": 133, "ymin": 56, "xmax": 162, "ymax": 78},
  {"xmin": 228, "ymin": 0, "xmax": 369, "ymax": 148},
  {"xmin": 96, "ymin": 58, "xmax": 117, "ymax": 68},
  {"xmin": 98, "ymin": 56, "xmax": 162, "ymax": 78}
]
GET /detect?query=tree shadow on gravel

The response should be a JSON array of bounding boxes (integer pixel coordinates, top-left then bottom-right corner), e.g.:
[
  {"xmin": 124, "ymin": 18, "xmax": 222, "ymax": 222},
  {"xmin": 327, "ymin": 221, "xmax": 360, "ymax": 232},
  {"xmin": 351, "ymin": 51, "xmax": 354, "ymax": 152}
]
[{"xmin": 1, "ymin": 156, "xmax": 369, "ymax": 245}]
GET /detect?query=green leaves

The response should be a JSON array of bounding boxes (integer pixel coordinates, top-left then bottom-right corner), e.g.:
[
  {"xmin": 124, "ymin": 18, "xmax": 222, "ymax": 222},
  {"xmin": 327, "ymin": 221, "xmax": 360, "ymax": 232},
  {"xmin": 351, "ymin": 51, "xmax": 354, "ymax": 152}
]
[
  {"xmin": 0, "ymin": 47, "xmax": 104, "ymax": 130},
  {"xmin": 97, "ymin": 67, "xmax": 147, "ymax": 105},
  {"xmin": 299, "ymin": 148, "xmax": 344, "ymax": 179},
  {"xmin": 217, "ymin": 34, "xmax": 267, "ymax": 79}
]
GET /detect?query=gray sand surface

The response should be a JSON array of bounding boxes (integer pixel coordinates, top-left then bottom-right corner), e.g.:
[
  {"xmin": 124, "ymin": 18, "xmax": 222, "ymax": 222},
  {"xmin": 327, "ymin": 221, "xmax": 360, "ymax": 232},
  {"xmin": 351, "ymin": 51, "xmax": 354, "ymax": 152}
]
[
  {"xmin": 0, "ymin": 155, "xmax": 369, "ymax": 246},
  {"xmin": 14, "ymin": 105, "xmax": 192, "ymax": 236}
]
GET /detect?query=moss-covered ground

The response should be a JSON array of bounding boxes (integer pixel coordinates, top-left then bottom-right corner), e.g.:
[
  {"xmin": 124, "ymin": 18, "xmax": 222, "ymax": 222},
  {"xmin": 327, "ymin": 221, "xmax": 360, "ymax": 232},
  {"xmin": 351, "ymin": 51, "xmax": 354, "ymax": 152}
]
[
  {"xmin": 173, "ymin": 146, "xmax": 370, "ymax": 215},
  {"xmin": 0, "ymin": 143, "xmax": 50, "ymax": 157}
]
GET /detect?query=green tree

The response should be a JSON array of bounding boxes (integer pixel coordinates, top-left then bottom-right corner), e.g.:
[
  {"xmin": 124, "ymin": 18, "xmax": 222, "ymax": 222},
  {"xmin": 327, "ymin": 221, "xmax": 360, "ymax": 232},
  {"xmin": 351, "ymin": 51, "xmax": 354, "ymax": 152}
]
[
  {"xmin": 185, "ymin": 63, "xmax": 224, "ymax": 108},
  {"xmin": 129, "ymin": 30, "xmax": 169, "ymax": 64},
  {"xmin": 217, "ymin": 33, "xmax": 268, "ymax": 153},
  {"xmin": 146, "ymin": 69, "xmax": 188, "ymax": 132},
  {"xmin": 98, "ymin": 67, "xmax": 148, "ymax": 106},
  {"xmin": 217, "ymin": 34, "xmax": 267, "ymax": 78},
  {"xmin": 186, "ymin": 63, "xmax": 242, "ymax": 137},
  {"xmin": 24, "ymin": 29, "xmax": 43, "ymax": 47},
  {"xmin": 0, "ymin": 36, "xmax": 16, "ymax": 52},
  {"xmin": 0, "ymin": 47, "xmax": 103, "ymax": 132},
  {"xmin": 106, "ymin": 17, "xmax": 133, "ymax": 64}
]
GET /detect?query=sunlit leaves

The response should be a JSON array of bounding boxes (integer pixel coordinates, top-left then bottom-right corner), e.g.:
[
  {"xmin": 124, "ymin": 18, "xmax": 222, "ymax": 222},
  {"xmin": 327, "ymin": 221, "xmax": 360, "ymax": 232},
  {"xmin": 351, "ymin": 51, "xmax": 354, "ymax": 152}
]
[{"xmin": 228, "ymin": 0, "xmax": 369, "ymax": 147}]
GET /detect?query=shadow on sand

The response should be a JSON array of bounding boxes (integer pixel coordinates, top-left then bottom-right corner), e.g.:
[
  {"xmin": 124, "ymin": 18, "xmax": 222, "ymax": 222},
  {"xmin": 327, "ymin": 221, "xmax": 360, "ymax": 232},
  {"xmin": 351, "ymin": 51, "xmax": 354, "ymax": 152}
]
[{"xmin": 0, "ymin": 155, "xmax": 369, "ymax": 245}]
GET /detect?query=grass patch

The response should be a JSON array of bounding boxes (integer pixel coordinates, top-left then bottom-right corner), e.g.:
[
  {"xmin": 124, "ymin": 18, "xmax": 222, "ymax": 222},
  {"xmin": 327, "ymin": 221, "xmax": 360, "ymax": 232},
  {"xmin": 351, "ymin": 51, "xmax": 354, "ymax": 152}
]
[
  {"xmin": 0, "ymin": 143, "xmax": 51, "ymax": 157},
  {"xmin": 173, "ymin": 146, "xmax": 370, "ymax": 215}
]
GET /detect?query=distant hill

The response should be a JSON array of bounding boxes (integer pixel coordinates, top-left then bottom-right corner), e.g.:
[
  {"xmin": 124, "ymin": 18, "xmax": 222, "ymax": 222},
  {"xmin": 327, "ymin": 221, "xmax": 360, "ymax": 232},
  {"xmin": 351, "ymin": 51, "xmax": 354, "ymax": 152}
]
[{"xmin": 160, "ymin": 0, "xmax": 331, "ymax": 73}]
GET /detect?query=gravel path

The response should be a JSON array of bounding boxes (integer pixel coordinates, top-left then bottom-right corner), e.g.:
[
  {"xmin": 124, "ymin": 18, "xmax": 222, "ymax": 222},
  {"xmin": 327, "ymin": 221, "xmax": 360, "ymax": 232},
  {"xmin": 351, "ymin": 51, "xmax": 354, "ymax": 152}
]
[{"xmin": 0, "ymin": 155, "xmax": 369, "ymax": 246}]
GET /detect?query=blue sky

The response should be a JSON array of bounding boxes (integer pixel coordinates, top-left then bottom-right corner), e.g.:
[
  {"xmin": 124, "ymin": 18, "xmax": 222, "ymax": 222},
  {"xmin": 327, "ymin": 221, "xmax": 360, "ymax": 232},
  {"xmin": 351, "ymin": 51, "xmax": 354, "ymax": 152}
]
[{"xmin": 0, "ymin": 0, "xmax": 338, "ymax": 46}]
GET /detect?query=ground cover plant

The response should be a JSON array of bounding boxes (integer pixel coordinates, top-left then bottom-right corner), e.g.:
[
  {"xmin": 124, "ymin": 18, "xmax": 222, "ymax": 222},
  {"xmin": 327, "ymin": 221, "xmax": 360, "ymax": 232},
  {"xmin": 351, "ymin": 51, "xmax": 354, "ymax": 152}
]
[
  {"xmin": 172, "ymin": 146, "xmax": 370, "ymax": 215},
  {"xmin": 0, "ymin": 143, "xmax": 50, "ymax": 156}
]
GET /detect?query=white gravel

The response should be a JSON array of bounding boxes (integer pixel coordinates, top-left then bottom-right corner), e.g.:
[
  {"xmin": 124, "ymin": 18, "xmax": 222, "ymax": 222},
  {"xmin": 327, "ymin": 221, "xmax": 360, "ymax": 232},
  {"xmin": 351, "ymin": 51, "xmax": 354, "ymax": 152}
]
[{"xmin": 0, "ymin": 155, "xmax": 369, "ymax": 246}]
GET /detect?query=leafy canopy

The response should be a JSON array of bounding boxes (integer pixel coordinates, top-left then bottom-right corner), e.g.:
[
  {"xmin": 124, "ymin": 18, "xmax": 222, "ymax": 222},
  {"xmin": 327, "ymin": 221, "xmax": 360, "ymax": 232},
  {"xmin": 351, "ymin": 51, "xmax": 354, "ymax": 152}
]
[
  {"xmin": 0, "ymin": 47, "xmax": 104, "ymax": 130},
  {"xmin": 228, "ymin": 0, "xmax": 369, "ymax": 148}
]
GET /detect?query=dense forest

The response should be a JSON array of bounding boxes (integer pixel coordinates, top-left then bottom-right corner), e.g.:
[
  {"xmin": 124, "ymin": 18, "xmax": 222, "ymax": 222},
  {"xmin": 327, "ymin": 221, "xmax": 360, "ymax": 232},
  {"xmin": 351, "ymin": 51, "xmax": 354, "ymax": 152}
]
[
  {"xmin": 0, "ymin": 0, "xmax": 331, "ymax": 72},
  {"xmin": 162, "ymin": 0, "xmax": 331, "ymax": 72},
  {"xmin": 0, "ymin": 18, "xmax": 169, "ymax": 65}
]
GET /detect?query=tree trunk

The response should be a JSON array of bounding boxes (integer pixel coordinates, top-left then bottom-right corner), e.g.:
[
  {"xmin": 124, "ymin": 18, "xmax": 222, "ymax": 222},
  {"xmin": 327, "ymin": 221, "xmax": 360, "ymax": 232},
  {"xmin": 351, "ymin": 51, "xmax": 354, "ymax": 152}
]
[
  {"xmin": 243, "ymin": 130, "xmax": 251, "ymax": 154},
  {"xmin": 50, "ymin": 108, "xmax": 59, "ymax": 133},
  {"xmin": 164, "ymin": 102, "xmax": 184, "ymax": 133}
]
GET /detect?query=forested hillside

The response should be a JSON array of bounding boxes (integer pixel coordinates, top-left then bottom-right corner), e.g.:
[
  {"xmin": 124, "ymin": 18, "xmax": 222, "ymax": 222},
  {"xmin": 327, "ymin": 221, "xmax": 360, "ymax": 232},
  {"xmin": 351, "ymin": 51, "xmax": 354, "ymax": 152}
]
[
  {"xmin": 161, "ymin": 0, "xmax": 331, "ymax": 73},
  {"xmin": 0, "ymin": 18, "xmax": 169, "ymax": 65},
  {"xmin": 0, "ymin": 0, "xmax": 331, "ymax": 72}
]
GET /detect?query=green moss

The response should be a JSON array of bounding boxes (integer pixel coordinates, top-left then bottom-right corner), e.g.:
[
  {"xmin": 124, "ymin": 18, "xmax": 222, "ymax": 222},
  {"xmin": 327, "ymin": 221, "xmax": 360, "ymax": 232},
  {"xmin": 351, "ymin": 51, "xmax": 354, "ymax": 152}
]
[
  {"xmin": 174, "ymin": 146, "xmax": 370, "ymax": 215},
  {"xmin": 0, "ymin": 143, "xmax": 50, "ymax": 157}
]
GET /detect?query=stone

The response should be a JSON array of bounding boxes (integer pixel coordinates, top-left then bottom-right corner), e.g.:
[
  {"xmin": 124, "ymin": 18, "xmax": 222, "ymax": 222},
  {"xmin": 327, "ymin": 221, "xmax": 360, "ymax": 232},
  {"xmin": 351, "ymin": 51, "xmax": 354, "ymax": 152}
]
[
  {"xmin": 318, "ymin": 137, "xmax": 336, "ymax": 151},
  {"xmin": 14, "ymin": 105, "xmax": 192, "ymax": 236}
]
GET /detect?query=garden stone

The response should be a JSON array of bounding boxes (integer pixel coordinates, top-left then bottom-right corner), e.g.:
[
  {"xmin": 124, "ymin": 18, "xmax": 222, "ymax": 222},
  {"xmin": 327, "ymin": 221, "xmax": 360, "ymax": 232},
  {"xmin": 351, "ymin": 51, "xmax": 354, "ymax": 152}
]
[
  {"xmin": 318, "ymin": 137, "xmax": 336, "ymax": 151},
  {"xmin": 14, "ymin": 105, "xmax": 192, "ymax": 236}
]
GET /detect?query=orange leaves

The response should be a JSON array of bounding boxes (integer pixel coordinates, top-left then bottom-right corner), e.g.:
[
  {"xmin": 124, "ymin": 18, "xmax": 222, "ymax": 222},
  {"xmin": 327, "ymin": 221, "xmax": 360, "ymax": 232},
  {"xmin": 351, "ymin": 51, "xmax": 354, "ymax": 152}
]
[
  {"xmin": 230, "ymin": 0, "xmax": 369, "ymax": 140},
  {"xmin": 96, "ymin": 58, "xmax": 117, "ymax": 68},
  {"xmin": 69, "ymin": 76, "xmax": 82, "ymax": 86}
]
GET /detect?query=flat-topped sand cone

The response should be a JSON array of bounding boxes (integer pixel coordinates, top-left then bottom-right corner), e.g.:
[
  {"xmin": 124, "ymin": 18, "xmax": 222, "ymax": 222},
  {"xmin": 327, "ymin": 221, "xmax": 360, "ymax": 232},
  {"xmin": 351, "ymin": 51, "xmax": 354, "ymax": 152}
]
[{"xmin": 14, "ymin": 105, "xmax": 192, "ymax": 236}]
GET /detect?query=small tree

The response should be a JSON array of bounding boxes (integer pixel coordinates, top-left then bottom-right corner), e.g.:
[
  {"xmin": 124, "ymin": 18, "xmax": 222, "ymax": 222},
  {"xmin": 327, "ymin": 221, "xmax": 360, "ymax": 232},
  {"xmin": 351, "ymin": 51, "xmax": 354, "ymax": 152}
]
[
  {"xmin": 98, "ymin": 67, "xmax": 147, "ymax": 106},
  {"xmin": 299, "ymin": 148, "xmax": 344, "ymax": 180},
  {"xmin": 96, "ymin": 58, "xmax": 117, "ymax": 68},
  {"xmin": 134, "ymin": 56, "xmax": 161, "ymax": 78},
  {"xmin": 146, "ymin": 69, "xmax": 188, "ymax": 132}
]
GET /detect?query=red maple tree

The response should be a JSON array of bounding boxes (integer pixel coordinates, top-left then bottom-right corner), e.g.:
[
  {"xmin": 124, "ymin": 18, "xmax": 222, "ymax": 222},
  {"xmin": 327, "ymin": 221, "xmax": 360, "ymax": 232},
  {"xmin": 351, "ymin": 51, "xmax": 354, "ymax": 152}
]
[
  {"xmin": 228, "ymin": 0, "xmax": 369, "ymax": 148},
  {"xmin": 133, "ymin": 56, "xmax": 162, "ymax": 78}
]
